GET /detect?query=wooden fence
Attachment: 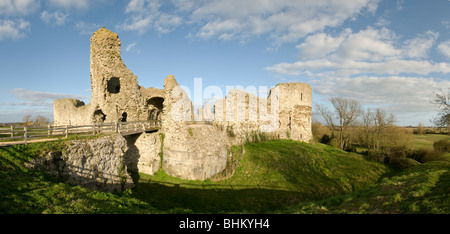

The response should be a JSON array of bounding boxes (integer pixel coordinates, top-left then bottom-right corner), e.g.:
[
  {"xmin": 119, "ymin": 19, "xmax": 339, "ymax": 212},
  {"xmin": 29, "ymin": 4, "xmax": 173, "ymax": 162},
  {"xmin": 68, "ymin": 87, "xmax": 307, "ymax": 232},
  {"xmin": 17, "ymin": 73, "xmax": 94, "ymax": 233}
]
[{"xmin": 0, "ymin": 120, "xmax": 161, "ymax": 145}]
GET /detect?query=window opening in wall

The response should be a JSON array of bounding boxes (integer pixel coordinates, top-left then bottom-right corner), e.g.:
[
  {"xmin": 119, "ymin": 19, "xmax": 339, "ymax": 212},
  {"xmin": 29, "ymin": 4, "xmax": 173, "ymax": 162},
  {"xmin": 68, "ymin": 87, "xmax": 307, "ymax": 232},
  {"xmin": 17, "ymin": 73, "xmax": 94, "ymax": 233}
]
[
  {"xmin": 93, "ymin": 109, "xmax": 106, "ymax": 123},
  {"xmin": 107, "ymin": 77, "xmax": 120, "ymax": 93},
  {"xmin": 121, "ymin": 112, "xmax": 127, "ymax": 122}
]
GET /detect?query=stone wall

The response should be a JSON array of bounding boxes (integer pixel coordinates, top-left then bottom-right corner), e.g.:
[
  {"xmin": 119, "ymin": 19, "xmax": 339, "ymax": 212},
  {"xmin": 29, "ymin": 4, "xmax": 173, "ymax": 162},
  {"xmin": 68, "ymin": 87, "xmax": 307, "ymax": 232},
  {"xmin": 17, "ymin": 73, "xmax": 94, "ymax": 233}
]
[{"xmin": 26, "ymin": 135, "xmax": 134, "ymax": 192}]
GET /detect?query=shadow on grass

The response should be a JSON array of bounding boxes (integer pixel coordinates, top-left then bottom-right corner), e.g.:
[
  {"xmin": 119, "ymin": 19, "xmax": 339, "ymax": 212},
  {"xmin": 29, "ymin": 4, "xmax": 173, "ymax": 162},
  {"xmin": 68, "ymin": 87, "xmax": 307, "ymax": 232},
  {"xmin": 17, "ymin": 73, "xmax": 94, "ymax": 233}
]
[{"xmin": 132, "ymin": 180, "xmax": 314, "ymax": 214}]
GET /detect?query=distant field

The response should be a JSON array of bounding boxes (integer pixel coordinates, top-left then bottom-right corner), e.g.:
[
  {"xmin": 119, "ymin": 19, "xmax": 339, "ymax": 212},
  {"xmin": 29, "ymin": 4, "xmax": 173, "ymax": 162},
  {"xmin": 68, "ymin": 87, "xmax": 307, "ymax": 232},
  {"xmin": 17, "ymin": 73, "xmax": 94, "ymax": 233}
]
[{"xmin": 412, "ymin": 134, "xmax": 450, "ymax": 150}]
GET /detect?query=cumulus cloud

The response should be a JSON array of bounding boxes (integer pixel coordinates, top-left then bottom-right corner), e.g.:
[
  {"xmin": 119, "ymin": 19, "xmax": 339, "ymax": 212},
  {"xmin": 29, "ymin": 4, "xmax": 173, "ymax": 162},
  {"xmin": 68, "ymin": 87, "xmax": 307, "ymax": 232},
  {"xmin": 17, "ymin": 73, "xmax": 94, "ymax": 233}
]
[
  {"xmin": 266, "ymin": 27, "xmax": 449, "ymax": 77},
  {"xmin": 310, "ymin": 76, "xmax": 450, "ymax": 124},
  {"xmin": 438, "ymin": 40, "xmax": 450, "ymax": 59},
  {"xmin": 0, "ymin": 19, "xmax": 30, "ymax": 41},
  {"xmin": 47, "ymin": 0, "xmax": 89, "ymax": 9},
  {"xmin": 119, "ymin": 0, "xmax": 182, "ymax": 34},
  {"xmin": 40, "ymin": 11, "xmax": 69, "ymax": 25},
  {"xmin": 6, "ymin": 88, "xmax": 88, "ymax": 107},
  {"xmin": 119, "ymin": 0, "xmax": 380, "ymax": 43},
  {"xmin": 0, "ymin": 0, "xmax": 39, "ymax": 15},
  {"xmin": 75, "ymin": 21, "xmax": 102, "ymax": 35}
]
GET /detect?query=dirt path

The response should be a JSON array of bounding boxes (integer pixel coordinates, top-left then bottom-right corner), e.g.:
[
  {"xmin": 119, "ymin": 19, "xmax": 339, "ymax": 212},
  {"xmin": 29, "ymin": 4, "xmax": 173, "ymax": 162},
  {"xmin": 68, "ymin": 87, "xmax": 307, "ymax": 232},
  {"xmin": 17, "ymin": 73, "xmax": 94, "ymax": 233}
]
[{"xmin": 0, "ymin": 138, "xmax": 59, "ymax": 147}]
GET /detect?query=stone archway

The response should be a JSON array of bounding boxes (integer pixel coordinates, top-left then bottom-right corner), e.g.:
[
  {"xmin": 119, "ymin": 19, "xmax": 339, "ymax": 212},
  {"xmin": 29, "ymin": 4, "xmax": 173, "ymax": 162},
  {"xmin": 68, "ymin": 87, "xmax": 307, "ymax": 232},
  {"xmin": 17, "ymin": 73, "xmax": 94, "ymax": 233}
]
[{"xmin": 147, "ymin": 97, "xmax": 164, "ymax": 121}]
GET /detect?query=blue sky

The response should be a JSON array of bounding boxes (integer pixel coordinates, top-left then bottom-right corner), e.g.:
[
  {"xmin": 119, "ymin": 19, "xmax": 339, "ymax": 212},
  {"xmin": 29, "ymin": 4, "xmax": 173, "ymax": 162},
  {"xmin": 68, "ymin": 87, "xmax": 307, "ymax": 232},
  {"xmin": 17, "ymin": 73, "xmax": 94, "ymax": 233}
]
[{"xmin": 1, "ymin": 0, "xmax": 450, "ymax": 126}]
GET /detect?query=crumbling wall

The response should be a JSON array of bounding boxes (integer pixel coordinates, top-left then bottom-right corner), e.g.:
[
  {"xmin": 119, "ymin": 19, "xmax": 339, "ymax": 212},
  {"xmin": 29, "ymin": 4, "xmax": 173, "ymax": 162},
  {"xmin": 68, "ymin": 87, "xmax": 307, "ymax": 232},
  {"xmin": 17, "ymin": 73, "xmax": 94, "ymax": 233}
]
[
  {"xmin": 54, "ymin": 27, "xmax": 163, "ymax": 126},
  {"xmin": 26, "ymin": 135, "xmax": 133, "ymax": 192},
  {"xmin": 53, "ymin": 99, "xmax": 92, "ymax": 126},
  {"xmin": 160, "ymin": 75, "xmax": 229, "ymax": 180}
]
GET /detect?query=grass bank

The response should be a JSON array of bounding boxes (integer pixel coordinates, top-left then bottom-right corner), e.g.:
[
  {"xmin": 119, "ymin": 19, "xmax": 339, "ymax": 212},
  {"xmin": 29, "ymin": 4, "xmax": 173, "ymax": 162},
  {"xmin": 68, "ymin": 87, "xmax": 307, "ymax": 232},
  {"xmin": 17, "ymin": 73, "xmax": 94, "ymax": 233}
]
[{"xmin": 2, "ymin": 138, "xmax": 448, "ymax": 214}]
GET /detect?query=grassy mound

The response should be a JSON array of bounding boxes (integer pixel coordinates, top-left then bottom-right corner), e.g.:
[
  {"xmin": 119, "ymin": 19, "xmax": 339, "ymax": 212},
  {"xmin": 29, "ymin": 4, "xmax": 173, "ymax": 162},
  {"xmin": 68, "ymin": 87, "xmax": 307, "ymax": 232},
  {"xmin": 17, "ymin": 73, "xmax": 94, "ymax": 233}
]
[{"xmin": 278, "ymin": 161, "xmax": 450, "ymax": 214}]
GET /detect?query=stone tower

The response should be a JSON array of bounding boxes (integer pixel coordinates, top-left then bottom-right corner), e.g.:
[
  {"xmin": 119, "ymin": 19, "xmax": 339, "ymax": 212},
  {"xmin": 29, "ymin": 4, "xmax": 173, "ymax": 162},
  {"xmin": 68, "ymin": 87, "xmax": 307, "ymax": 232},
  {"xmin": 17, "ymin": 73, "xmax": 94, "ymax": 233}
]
[
  {"xmin": 273, "ymin": 83, "xmax": 312, "ymax": 142},
  {"xmin": 54, "ymin": 27, "xmax": 164, "ymax": 125}
]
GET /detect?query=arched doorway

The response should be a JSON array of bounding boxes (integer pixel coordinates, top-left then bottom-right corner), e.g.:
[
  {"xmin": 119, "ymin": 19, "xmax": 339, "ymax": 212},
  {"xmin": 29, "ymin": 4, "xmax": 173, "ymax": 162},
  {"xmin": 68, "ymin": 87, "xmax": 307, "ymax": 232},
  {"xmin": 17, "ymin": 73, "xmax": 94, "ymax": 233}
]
[{"xmin": 147, "ymin": 97, "xmax": 164, "ymax": 121}]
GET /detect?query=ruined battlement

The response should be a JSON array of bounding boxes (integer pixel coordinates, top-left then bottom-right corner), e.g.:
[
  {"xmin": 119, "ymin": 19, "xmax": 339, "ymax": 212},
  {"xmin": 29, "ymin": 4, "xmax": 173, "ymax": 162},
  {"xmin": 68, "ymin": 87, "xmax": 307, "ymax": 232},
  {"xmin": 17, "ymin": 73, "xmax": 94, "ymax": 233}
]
[{"xmin": 53, "ymin": 27, "xmax": 312, "ymax": 181}]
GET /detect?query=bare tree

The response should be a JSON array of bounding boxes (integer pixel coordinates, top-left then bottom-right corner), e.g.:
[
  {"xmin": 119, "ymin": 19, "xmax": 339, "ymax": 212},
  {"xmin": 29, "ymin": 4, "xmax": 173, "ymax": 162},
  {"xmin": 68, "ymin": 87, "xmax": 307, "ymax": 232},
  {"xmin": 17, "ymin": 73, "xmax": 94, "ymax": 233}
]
[
  {"xmin": 431, "ymin": 88, "xmax": 450, "ymax": 130},
  {"xmin": 316, "ymin": 97, "xmax": 362, "ymax": 150},
  {"xmin": 34, "ymin": 115, "xmax": 50, "ymax": 127},
  {"xmin": 361, "ymin": 108, "xmax": 375, "ymax": 149},
  {"xmin": 23, "ymin": 114, "xmax": 33, "ymax": 124},
  {"xmin": 315, "ymin": 103, "xmax": 336, "ymax": 138},
  {"xmin": 373, "ymin": 108, "xmax": 395, "ymax": 150},
  {"xmin": 361, "ymin": 108, "xmax": 396, "ymax": 150}
]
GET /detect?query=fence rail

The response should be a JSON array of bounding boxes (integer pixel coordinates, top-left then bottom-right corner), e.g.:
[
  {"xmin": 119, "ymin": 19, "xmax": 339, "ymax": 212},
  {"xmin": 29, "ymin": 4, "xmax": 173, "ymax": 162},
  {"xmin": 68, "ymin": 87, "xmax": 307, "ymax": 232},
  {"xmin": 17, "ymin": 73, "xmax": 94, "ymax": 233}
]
[{"xmin": 0, "ymin": 120, "xmax": 161, "ymax": 145}]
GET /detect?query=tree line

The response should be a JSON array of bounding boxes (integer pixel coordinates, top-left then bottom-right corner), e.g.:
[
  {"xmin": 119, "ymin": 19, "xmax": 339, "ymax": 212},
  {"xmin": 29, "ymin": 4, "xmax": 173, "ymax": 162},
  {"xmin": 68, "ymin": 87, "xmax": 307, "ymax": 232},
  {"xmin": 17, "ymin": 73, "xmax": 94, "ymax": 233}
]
[
  {"xmin": 22, "ymin": 114, "xmax": 51, "ymax": 127},
  {"xmin": 313, "ymin": 96, "xmax": 448, "ymax": 168}
]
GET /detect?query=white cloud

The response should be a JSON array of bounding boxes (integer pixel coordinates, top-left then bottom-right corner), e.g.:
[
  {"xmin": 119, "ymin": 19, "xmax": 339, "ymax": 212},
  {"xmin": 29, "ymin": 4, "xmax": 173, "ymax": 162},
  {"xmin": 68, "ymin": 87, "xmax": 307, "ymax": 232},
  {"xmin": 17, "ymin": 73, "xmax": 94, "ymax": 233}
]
[
  {"xmin": 119, "ymin": 0, "xmax": 380, "ymax": 43},
  {"xmin": 120, "ymin": 0, "xmax": 182, "ymax": 34},
  {"xmin": 9, "ymin": 88, "xmax": 88, "ymax": 106},
  {"xmin": 125, "ymin": 42, "xmax": 140, "ymax": 53},
  {"xmin": 267, "ymin": 27, "xmax": 450, "ymax": 77},
  {"xmin": 312, "ymin": 76, "xmax": 450, "ymax": 106},
  {"xmin": 438, "ymin": 40, "xmax": 450, "ymax": 59},
  {"xmin": 0, "ymin": 18, "xmax": 30, "ymax": 41},
  {"xmin": 40, "ymin": 11, "xmax": 69, "ymax": 25},
  {"xmin": 402, "ymin": 31, "xmax": 438, "ymax": 59},
  {"xmin": 47, "ymin": 0, "xmax": 89, "ymax": 9},
  {"xmin": 75, "ymin": 21, "xmax": 102, "ymax": 35},
  {"xmin": 191, "ymin": 0, "xmax": 380, "ymax": 44},
  {"xmin": 311, "ymin": 76, "xmax": 450, "ymax": 125},
  {"xmin": 0, "ymin": 0, "xmax": 39, "ymax": 15}
]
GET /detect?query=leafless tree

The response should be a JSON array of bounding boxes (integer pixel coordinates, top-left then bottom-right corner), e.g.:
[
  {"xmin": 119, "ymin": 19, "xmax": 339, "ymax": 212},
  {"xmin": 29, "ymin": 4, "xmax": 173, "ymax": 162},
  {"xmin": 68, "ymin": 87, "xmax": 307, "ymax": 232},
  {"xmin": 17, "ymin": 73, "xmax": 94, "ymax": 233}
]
[
  {"xmin": 316, "ymin": 97, "xmax": 362, "ymax": 150},
  {"xmin": 34, "ymin": 115, "xmax": 50, "ymax": 127},
  {"xmin": 431, "ymin": 88, "xmax": 450, "ymax": 130},
  {"xmin": 23, "ymin": 114, "xmax": 33, "ymax": 124},
  {"xmin": 373, "ymin": 108, "xmax": 395, "ymax": 150}
]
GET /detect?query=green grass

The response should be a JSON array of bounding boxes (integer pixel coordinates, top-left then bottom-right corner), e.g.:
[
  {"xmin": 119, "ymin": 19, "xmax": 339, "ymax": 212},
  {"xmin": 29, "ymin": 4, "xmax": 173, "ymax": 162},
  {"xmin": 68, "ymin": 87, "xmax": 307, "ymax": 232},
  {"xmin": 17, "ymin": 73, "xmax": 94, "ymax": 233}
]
[
  {"xmin": 278, "ymin": 161, "xmax": 450, "ymax": 214},
  {"xmin": 412, "ymin": 134, "xmax": 450, "ymax": 150},
  {"xmin": 1, "ymin": 138, "xmax": 448, "ymax": 214}
]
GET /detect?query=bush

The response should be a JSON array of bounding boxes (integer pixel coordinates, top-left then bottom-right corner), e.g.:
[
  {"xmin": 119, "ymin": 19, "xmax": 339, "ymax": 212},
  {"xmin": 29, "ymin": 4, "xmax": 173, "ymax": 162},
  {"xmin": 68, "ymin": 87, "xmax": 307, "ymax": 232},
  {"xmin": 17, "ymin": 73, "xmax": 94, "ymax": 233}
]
[
  {"xmin": 367, "ymin": 150, "xmax": 388, "ymax": 163},
  {"xmin": 408, "ymin": 148, "xmax": 447, "ymax": 163},
  {"xmin": 320, "ymin": 134, "xmax": 331, "ymax": 144},
  {"xmin": 389, "ymin": 157, "xmax": 420, "ymax": 169},
  {"xmin": 433, "ymin": 140, "xmax": 450, "ymax": 152},
  {"xmin": 384, "ymin": 147, "xmax": 420, "ymax": 168},
  {"xmin": 344, "ymin": 145, "xmax": 356, "ymax": 153}
]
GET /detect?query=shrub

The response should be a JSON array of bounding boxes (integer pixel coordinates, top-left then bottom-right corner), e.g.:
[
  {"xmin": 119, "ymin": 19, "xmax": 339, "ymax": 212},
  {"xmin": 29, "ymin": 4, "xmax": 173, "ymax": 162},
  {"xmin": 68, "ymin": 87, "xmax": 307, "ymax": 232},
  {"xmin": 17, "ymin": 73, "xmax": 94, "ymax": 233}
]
[
  {"xmin": 389, "ymin": 157, "xmax": 420, "ymax": 169},
  {"xmin": 320, "ymin": 134, "xmax": 331, "ymax": 144},
  {"xmin": 367, "ymin": 150, "xmax": 388, "ymax": 163},
  {"xmin": 433, "ymin": 140, "xmax": 450, "ymax": 152},
  {"xmin": 408, "ymin": 148, "xmax": 447, "ymax": 163},
  {"xmin": 344, "ymin": 145, "xmax": 356, "ymax": 153}
]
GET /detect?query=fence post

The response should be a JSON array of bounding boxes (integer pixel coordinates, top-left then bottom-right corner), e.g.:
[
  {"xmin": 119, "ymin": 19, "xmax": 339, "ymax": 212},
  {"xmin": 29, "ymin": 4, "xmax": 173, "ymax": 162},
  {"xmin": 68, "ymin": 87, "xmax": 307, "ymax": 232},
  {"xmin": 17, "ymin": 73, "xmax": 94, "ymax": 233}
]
[
  {"xmin": 115, "ymin": 122, "xmax": 119, "ymax": 133},
  {"xmin": 48, "ymin": 125, "xmax": 50, "ymax": 136},
  {"xmin": 10, "ymin": 125, "xmax": 13, "ymax": 138},
  {"xmin": 24, "ymin": 126, "xmax": 27, "ymax": 145},
  {"xmin": 92, "ymin": 124, "xmax": 96, "ymax": 135},
  {"xmin": 65, "ymin": 125, "xmax": 68, "ymax": 138}
]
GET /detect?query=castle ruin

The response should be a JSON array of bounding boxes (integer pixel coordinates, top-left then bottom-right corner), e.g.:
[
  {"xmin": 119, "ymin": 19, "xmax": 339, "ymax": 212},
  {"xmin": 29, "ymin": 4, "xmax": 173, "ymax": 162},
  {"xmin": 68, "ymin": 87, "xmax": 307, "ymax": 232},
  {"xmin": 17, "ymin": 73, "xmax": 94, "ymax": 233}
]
[{"xmin": 53, "ymin": 27, "xmax": 312, "ymax": 181}]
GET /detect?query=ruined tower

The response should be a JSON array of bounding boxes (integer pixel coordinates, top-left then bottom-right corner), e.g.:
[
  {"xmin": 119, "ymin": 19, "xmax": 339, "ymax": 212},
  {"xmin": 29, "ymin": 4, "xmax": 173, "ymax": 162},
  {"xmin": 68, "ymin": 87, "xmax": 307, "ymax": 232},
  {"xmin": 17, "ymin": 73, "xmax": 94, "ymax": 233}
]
[{"xmin": 54, "ymin": 27, "xmax": 164, "ymax": 125}]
